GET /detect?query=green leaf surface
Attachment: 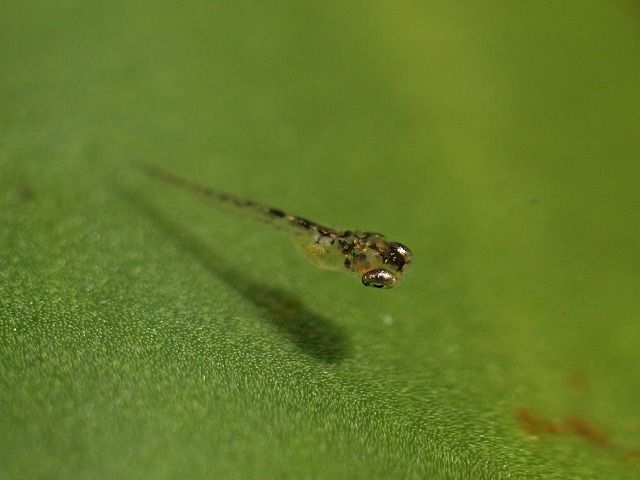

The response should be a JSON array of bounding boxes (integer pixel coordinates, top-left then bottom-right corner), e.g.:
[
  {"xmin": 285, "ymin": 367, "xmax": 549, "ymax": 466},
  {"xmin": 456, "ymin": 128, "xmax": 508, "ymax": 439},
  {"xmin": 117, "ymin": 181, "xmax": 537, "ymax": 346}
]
[{"xmin": 1, "ymin": 1, "xmax": 639, "ymax": 478}]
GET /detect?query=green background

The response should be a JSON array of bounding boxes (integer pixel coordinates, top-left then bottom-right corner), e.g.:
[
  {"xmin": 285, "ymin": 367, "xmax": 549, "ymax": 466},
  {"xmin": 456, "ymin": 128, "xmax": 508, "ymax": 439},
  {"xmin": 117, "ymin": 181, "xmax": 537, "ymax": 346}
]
[{"xmin": 1, "ymin": 1, "xmax": 639, "ymax": 478}]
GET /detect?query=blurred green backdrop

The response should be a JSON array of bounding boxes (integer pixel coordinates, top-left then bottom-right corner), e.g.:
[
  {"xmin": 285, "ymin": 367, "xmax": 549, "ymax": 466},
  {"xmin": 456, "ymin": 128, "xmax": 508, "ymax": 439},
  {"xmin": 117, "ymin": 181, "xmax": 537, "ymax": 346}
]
[{"xmin": 1, "ymin": 1, "xmax": 639, "ymax": 479}]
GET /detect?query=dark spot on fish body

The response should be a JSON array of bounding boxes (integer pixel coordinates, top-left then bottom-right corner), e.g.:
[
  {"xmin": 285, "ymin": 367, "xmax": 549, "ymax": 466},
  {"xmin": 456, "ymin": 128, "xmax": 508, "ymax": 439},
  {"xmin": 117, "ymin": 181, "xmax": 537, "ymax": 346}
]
[
  {"xmin": 352, "ymin": 252, "xmax": 369, "ymax": 270},
  {"xmin": 317, "ymin": 226, "xmax": 332, "ymax": 237},
  {"xmin": 289, "ymin": 216, "xmax": 313, "ymax": 229},
  {"xmin": 337, "ymin": 238, "xmax": 352, "ymax": 254}
]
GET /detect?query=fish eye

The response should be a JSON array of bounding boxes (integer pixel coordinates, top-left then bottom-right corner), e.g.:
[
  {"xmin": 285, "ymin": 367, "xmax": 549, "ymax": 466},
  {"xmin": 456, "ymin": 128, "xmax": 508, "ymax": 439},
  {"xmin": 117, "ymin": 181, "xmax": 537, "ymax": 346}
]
[
  {"xmin": 361, "ymin": 269, "xmax": 397, "ymax": 289},
  {"xmin": 387, "ymin": 242, "xmax": 413, "ymax": 270}
]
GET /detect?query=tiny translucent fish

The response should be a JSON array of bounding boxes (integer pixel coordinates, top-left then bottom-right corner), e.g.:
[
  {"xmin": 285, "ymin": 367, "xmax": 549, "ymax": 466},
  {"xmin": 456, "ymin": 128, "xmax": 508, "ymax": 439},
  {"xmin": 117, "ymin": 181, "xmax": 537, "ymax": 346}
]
[{"xmin": 143, "ymin": 165, "xmax": 413, "ymax": 289}]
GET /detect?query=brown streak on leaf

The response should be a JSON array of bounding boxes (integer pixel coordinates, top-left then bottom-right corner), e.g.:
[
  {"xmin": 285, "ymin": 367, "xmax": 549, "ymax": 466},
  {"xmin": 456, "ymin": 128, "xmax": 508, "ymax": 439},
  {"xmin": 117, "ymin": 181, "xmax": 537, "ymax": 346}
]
[
  {"xmin": 517, "ymin": 407, "xmax": 640, "ymax": 464},
  {"xmin": 563, "ymin": 415, "xmax": 611, "ymax": 448},
  {"xmin": 516, "ymin": 408, "xmax": 564, "ymax": 436},
  {"xmin": 624, "ymin": 449, "xmax": 640, "ymax": 463},
  {"xmin": 564, "ymin": 373, "xmax": 589, "ymax": 391},
  {"xmin": 517, "ymin": 409, "xmax": 610, "ymax": 447}
]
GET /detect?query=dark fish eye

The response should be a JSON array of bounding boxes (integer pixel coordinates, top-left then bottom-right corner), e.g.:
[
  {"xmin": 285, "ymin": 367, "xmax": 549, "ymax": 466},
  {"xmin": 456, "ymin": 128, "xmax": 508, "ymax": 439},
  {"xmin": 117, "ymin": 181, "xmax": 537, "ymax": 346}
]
[{"xmin": 387, "ymin": 242, "xmax": 413, "ymax": 270}]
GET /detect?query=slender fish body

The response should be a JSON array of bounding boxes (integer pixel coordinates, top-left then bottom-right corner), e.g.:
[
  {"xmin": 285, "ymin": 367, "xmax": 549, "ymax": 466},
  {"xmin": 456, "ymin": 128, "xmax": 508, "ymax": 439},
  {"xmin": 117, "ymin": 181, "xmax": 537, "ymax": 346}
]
[{"xmin": 143, "ymin": 164, "xmax": 412, "ymax": 288}]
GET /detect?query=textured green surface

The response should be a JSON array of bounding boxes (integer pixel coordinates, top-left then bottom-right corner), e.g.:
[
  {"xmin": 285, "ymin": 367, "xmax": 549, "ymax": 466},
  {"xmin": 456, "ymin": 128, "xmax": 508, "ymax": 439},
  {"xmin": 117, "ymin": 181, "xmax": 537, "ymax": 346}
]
[{"xmin": 1, "ymin": 1, "xmax": 639, "ymax": 478}]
